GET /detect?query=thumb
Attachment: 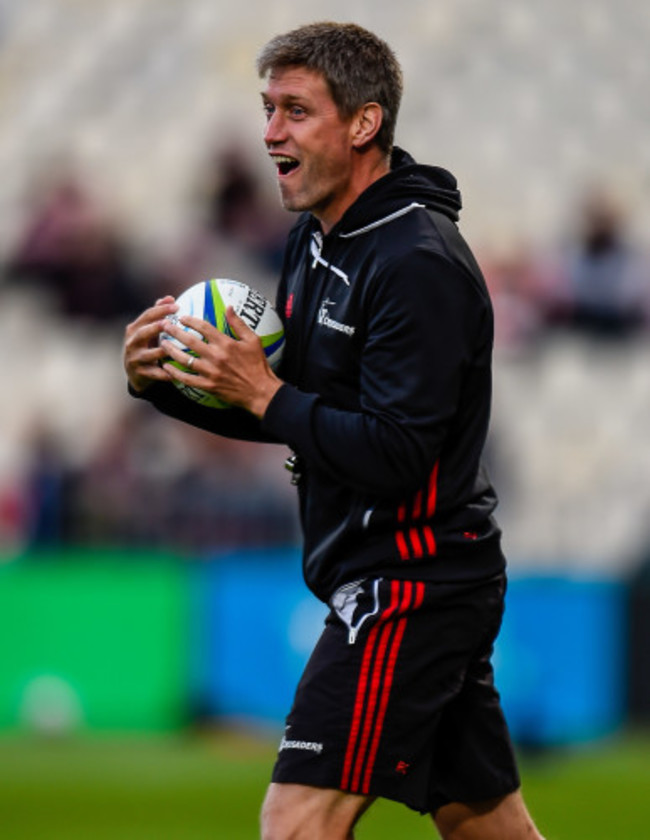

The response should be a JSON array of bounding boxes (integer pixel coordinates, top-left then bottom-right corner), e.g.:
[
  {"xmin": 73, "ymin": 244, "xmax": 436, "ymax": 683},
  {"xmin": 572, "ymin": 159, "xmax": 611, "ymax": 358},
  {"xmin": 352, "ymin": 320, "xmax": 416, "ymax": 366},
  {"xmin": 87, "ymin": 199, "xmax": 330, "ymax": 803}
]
[{"xmin": 225, "ymin": 305, "xmax": 255, "ymax": 341}]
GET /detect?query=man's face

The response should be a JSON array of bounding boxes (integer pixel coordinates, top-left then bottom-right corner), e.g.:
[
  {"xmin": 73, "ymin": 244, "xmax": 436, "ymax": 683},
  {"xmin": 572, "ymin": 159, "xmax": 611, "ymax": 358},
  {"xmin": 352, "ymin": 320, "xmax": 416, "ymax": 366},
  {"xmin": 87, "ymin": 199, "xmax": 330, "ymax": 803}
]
[{"xmin": 261, "ymin": 66, "xmax": 359, "ymax": 232}]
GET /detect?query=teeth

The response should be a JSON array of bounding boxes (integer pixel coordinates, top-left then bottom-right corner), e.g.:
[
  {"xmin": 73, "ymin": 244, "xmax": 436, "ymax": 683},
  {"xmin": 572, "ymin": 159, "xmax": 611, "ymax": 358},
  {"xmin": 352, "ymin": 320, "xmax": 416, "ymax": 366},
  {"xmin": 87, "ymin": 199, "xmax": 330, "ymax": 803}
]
[{"xmin": 274, "ymin": 155, "xmax": 300, "ymax": 176}]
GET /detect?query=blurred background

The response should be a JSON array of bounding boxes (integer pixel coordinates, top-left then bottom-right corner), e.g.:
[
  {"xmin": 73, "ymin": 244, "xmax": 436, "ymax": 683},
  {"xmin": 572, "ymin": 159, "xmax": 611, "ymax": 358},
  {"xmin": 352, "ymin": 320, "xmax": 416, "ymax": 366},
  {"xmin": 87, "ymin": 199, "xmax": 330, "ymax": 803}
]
[{"xmin": 1, "ymin": 0, "xmax": 650, "ymax": 837}]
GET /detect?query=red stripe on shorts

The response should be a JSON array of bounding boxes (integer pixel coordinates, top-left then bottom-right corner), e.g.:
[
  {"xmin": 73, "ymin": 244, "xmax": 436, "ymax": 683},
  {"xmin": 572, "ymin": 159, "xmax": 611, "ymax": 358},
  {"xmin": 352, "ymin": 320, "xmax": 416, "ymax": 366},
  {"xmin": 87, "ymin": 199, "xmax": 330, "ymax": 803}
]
[
  {"xmin": 340, "ymin": 582, "xmax": 401, "ymax": 790},
  {"xmin": 361, "ymin": 614, "xmax": 408, "ymax": 793},
  {"xmin": 341, "ymin": 581, "xmax": 423, "ymax": 795}
]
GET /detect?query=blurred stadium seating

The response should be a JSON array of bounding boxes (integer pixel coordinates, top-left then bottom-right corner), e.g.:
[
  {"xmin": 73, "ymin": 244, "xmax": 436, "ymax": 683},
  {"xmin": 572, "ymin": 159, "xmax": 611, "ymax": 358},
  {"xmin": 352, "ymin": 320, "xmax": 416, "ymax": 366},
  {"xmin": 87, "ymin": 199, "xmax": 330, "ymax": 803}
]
[
  {"xmin": 1, "ymin": 0, "xmax": 650, "ymax": 746},
  {"xmin": 0, "ymin": 0, "xmax": 648, "ymax": 246},
  {"xmin": 492, "ymin": 333, "xmax": 650, "ymax": 573},
  {"xmin": 1, "ymin": 0, "xmax": 649, "ymax": 571}
]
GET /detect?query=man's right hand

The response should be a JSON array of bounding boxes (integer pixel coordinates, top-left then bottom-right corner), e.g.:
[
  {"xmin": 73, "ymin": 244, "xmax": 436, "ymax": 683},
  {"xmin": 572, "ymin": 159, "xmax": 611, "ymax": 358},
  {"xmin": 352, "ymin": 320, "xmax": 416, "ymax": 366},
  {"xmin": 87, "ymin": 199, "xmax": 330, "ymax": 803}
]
[{"xmin": 123, "ymin": 296, "xmax": 179, "ymax": 393}]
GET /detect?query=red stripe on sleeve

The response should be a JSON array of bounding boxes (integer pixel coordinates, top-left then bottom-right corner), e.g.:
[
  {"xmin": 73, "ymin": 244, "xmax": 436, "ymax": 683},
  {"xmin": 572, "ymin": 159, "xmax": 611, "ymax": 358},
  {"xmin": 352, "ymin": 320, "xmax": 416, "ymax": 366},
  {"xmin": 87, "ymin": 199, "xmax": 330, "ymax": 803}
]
[
  {"xmin": 411, "ymin": 490, "xmax": 423, "ymax": 520},
  {"xmin": 395, "ymin": 531, "xmax": 410, "ymax": 561},
  {"xmin": 423, "ymin": 525, "xmax": 436, "ymax": 556},
  {"xmin": 426, "ymin": 460, "xmax": 440, "ymax": 518},
  {"xmin": 408, "ymin": 528, "xmax": 424, "ymax": 558},
  {"xmin": 413, "ymin": 581, "xmax": 426, "ymax": 610}
]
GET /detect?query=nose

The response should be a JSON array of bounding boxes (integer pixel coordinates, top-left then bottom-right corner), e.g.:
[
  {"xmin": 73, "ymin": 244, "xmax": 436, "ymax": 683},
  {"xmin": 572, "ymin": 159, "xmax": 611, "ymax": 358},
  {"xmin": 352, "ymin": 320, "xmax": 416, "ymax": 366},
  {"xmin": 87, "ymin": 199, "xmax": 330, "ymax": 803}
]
[{"xmin": 264, "ymin": 109, "xmax": 286, "ymax": 147}]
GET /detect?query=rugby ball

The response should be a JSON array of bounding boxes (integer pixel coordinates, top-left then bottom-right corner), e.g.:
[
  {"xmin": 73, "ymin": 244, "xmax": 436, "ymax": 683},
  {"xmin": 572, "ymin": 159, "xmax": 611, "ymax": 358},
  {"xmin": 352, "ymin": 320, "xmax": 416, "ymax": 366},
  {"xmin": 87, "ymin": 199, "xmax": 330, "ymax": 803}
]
[{"xmin": 160, "ymin": 278, "xmax": 285, "ymax": 408}]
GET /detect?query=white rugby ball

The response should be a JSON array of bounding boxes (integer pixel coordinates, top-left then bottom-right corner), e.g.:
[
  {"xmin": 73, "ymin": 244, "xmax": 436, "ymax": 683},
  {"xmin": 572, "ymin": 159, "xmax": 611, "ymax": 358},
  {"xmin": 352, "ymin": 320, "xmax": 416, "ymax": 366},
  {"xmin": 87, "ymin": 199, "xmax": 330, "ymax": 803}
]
[{"xmin": 160, "ymin": 278, "xmax": 285, "ymax": 408}]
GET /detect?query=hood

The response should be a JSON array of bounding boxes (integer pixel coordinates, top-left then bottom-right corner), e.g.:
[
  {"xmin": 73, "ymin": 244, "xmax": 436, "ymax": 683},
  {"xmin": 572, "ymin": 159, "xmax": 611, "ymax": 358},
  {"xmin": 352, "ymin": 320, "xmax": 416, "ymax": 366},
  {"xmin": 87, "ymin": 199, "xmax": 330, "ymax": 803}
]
[{"xmin": 331, "ymin": 146, "xmax": 462, "ymax": 238}]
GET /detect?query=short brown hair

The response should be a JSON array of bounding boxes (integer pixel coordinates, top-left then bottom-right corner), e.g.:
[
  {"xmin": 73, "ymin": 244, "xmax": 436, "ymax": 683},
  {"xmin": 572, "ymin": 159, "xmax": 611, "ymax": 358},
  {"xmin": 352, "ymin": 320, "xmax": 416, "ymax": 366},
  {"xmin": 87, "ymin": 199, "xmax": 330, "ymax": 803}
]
[{"xmin": 257, "ymin": 21, "xmax": 403, "ymax": 155}]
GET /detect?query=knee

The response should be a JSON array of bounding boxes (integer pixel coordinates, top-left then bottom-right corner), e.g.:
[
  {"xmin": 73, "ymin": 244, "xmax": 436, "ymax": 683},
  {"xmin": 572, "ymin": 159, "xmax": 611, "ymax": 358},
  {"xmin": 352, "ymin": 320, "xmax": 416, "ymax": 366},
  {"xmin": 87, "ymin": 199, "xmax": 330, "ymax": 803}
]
[
  {"xmin": 260, "ymin": 788, "xmax": 306, "ymax": 840},
  {"xmin": 260, "ymin": 783, "xmax": 364, "ymax": 840},
  {"xmin": 259, "ymin": 794, "xmax": 286, "ymax": 840},
  {"xmin": 434, "ymin": 791, "xmax": 545, "ymax": 840},
  {"xmin": 261, "ymin": 811, "xmax": 355, "ymax": 840}
]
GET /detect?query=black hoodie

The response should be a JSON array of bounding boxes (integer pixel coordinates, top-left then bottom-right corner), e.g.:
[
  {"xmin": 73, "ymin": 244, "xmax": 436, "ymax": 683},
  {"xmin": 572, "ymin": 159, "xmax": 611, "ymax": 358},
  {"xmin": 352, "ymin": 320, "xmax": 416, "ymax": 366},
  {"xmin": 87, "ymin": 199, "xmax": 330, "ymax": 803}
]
[{"xmin": 137, "ymin": 148, "xmax": 505, "ymax": 602}]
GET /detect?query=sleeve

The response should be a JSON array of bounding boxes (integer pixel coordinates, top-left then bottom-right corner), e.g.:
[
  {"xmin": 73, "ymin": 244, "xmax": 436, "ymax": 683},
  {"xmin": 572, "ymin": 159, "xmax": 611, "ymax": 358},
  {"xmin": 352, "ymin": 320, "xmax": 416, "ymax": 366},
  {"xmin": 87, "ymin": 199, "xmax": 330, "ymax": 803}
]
[
  {"xmin": 261, "ymin": 250, "xmax": 488, "ymax": 495},
  {"xmin": 130, "ymin": 382, "xmax": 279, "ymax": 443}
]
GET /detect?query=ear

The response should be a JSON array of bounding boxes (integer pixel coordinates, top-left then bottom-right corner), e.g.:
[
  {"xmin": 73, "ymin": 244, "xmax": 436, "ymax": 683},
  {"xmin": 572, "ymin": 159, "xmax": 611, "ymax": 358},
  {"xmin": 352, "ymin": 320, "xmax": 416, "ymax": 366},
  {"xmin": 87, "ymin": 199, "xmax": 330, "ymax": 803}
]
[{"xmin": 350, "ymin": 102, "xmax": 383, "ymax": 149}]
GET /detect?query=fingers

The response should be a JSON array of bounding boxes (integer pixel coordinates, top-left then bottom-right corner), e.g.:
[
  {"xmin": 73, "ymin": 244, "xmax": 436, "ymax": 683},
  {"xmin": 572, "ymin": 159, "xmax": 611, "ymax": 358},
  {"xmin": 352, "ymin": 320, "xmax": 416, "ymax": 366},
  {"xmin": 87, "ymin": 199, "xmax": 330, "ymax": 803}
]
[
  {"xmin": 160, "ymin": 332, "xmax": 197, "ymax": 369},
  {"xmin": 125, "ymin": 300, "xmax": 176, "ymax": 355},
  {"xmin": 124, "ymin": 332, "xmax": 172, "ymax": 391},
  {"xmin": 124, "ymin": 297, "xmax": 178, "ymax": 392},
  {"xmin": 161, "ymin": 308, "xmax": 259, "ymax": 357},
  {"xmin": 162, "ymin": 316, "xmax": 208, "ymax": 354},
  {"xmin": 158, "ymin": 316, "xmax": 206, "ymax": 384},
  {"xmin": 173, "ymin": 307, "xmax": 257, "ymax": 343},
  {"xmin": 130, "ymin": 297, "xmax": 177, "ymax": 328},
  {"xmin": 125, "ymin": 299, "xmax": 178, "ymax": 351}
]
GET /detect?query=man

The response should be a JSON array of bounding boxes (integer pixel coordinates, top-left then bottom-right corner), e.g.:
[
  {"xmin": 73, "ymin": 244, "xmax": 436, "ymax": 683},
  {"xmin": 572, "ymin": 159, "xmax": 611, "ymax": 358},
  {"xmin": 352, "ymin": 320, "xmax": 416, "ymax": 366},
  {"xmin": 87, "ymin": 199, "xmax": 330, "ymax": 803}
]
[{"xmin": 123, "ymin": 21, "xmax": 545, "ymax": 840}]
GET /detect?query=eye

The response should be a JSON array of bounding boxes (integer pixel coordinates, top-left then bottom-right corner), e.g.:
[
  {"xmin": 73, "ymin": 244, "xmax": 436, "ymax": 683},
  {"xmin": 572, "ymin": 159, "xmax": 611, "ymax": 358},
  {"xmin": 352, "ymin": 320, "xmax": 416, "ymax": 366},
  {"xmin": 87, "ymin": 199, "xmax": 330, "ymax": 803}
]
[
  {"xmin": 262, "ymin": 102, "xmax": 275, "ymax": 120},
  {"xmin": 289, "ymin": 105, "xmax": 306, "ymax": 119}
]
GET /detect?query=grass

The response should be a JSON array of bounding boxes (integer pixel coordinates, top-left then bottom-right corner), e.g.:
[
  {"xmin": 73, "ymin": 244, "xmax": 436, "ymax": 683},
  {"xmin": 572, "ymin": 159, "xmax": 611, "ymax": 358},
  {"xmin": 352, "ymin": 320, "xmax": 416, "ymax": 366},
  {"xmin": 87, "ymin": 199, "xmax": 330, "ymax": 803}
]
[{"xmin": 0, "ymin": 729, "xmax": 649, "ymax": 839}]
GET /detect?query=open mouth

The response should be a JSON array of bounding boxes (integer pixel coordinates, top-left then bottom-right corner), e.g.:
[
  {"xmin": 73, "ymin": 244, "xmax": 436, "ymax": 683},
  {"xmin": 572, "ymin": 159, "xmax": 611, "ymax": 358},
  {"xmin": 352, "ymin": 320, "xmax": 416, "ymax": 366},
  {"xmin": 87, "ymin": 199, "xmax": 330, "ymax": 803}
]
[{"xmin": 274, "ymin": 155, "xmax": 300, "ymax": 176}]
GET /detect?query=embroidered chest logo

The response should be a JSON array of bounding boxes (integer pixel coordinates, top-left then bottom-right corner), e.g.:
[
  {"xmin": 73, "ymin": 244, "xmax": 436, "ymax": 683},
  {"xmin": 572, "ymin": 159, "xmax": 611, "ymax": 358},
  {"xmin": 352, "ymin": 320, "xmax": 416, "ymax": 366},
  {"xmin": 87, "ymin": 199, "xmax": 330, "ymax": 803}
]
[{"xmin": 317, "ymin": 298, "xmax": 356, "ymax": 336}]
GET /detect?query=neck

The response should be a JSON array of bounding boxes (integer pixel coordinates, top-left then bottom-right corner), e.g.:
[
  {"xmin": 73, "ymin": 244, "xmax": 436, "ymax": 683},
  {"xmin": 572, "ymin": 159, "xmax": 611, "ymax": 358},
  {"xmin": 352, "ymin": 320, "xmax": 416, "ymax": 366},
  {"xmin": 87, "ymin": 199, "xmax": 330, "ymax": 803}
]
[{"xmin": 319, "ymin": 149, "xmax": 390, "ymax": 234}]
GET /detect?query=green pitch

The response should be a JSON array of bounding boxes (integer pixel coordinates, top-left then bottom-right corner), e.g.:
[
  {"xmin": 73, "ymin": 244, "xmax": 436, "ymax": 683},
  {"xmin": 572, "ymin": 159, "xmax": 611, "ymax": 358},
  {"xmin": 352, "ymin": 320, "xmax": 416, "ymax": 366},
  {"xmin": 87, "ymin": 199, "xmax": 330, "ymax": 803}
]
[{"xmin": 0, "ymin": 730, "xmax": 649, "ymax": 839}]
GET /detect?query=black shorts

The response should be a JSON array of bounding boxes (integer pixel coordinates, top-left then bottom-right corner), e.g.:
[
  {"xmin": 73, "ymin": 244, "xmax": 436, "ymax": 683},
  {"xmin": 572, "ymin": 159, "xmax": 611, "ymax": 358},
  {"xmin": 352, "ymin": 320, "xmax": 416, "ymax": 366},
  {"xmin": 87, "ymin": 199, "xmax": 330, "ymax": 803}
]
[{"xmin": 271, "ymin": 573, "xmax": 520, "ymax": 814}]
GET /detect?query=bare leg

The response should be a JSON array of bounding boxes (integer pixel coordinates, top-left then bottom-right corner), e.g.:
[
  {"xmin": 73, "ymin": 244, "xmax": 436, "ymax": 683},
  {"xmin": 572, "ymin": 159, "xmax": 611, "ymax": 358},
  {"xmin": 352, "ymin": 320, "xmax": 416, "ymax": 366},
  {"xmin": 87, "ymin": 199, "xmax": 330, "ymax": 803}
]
[
  {"xmin": 433, "ymin": 790, "xmax": 545, "ymax": 840},
  {"xmin": 260, "ymin": 782, "xmax": 374, "ymax": 840}
]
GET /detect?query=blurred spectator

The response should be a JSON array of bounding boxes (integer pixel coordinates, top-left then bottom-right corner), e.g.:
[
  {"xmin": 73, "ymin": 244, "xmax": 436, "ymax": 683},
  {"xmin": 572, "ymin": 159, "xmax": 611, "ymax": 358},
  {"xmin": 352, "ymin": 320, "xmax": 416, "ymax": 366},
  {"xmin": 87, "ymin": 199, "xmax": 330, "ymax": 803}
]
[
  {"xmin": 482, "ymin": 243, "xmax": 546, "ymax": 354},
  {"xmin": 200, "ymin": 142, "xmax": 291, "ymax": 274},
  {"xmin": 5, "ymin": 164, "xmax": 149, "ymax": 324},
  {"xmin": 0, "ymin": 148, "xmax": 302, "ymax": 560},
  {"xmin": 57, "ymin": 403, "xmax": 299, "ymax": 553},
  {"xmin": 144, "ymin": 140, "xmax": 292, "ymax": 306},
  {"xmin": 548, "ymin": 187, "xmax": 649, "ymax": 339},
  {"xmin": 0, "ymin": 399, "xmax": 300, "ymax": 557},
  {"xmin": 23, "ymin": 426, "xmax": 68, "ymax": 549},
  {"xmin": 0, "ymin": 479, "xmax": 29, "ymax": 557}
]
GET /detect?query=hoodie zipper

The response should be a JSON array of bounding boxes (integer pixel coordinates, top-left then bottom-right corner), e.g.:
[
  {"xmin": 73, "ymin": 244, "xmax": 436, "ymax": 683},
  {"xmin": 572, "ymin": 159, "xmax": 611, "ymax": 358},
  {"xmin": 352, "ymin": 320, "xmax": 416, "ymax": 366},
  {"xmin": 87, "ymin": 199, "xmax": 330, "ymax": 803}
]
[
  {"xmin": 291, "ymin": 230, "xmax": 334, "ymax": 386},
  {"xmin": 310, "ymin": 232, "xmax": 350, "ymax": 286}
]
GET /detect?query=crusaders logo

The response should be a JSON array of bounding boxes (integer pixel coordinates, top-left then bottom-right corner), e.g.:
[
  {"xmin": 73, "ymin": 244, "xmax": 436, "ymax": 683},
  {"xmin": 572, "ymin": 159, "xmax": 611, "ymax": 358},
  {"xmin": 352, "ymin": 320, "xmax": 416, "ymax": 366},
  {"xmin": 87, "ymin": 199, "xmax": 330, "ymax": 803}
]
[{"xmin": 285, "ymin": 292, "xmax": 294, "ymax": 320}]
